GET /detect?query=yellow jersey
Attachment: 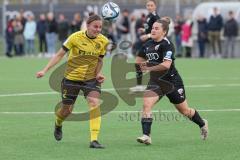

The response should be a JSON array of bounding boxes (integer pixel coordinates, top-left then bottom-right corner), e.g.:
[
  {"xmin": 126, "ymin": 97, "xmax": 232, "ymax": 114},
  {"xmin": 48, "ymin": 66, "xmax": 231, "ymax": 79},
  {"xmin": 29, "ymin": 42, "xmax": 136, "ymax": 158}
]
[{"xmin": 63, "ymin": 31, "xmax": 109, "ymax": 81}]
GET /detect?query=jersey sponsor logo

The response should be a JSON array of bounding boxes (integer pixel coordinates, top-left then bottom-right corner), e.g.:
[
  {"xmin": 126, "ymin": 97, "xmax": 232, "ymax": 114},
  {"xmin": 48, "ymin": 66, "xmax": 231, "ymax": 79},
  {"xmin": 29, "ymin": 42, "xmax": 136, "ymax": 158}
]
[
  {"xmin": 78, "ymin": 49, "xmax": 99, "ymax": 56},
  {"xmin": 146, "ymin": 52, "xmax": 159, "ymax": 60},
  {"xmin": 164, "ymin": 51, "xmax": 173, "ymax": 59}
]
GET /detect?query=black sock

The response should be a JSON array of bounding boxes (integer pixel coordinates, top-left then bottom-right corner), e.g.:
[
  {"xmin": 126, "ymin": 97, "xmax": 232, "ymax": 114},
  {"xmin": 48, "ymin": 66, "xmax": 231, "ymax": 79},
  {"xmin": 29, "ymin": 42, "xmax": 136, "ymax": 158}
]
[
  {"xmin": 141, "ymin": 118, "xmax": 153, "ymax": 136},
  {"xmin": 190, "ymin": 110, "xmax": 205, "ymax": 128},
  {"xmin": 135, "ymin": 64, "xmax": 143, "ymax": 85}
]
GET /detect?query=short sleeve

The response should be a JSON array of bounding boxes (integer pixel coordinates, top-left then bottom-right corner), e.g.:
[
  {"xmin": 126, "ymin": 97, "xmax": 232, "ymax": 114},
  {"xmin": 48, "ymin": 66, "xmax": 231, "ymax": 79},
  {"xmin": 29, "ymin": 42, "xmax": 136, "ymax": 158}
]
[
  {"xmin": 62, "ymin": 34, "xmax": 75, "ymax": 51},
  {"xmin": 163, "ymin": 44, "xmax": 175, "ymax": 61}
]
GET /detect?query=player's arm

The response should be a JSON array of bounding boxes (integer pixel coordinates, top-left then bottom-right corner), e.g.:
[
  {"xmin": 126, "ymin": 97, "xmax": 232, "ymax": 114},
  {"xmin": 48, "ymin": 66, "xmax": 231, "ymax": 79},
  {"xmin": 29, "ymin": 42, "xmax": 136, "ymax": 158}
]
[
  {"xmin": 95, "ymin": 56, "xmax": 105, "ymax": 83},
  {"xmin": 141, "ymin": 59, "xmax": 171, "ymax": 72},
  {"xmin": 136, "ymin": 56, "xmax": 146, "ymax": 64},
  {"xmin": 36, "ymin": 48, "xmax": 66, "ymax": 78},
  {"xmin": 140, "ymin": 33, "xmax": 151, "ymax": 42}
]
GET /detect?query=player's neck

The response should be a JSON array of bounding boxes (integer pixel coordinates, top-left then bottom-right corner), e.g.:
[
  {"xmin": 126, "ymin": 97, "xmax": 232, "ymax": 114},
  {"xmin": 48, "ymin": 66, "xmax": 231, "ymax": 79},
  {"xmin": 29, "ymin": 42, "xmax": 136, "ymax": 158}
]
[
  {"xmin": 154, "ymin": 36, "xmax": 164, "ymax": 42},
  {"xmin": 85, "ymin": 31, "xmax": 96, "ymax": 39}
]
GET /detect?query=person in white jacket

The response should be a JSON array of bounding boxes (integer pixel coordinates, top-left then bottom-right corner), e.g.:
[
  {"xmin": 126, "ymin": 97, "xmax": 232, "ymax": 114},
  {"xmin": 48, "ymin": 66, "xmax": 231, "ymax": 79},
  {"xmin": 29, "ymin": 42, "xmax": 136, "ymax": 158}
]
[{"xmin": 23, "ymin": 14, "xmax": 36, "ymax": 55}]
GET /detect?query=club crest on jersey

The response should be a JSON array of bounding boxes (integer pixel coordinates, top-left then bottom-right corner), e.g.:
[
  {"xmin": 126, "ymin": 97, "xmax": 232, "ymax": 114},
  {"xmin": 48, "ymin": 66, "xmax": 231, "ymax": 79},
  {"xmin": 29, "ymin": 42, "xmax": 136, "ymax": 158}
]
[
  {"xmin": 155, "ymin": 44, "xmax": 160, "ymax": 51},
  {"xmin": 95, "ymin": 43, "xmax": 101, "ymax": 49}
]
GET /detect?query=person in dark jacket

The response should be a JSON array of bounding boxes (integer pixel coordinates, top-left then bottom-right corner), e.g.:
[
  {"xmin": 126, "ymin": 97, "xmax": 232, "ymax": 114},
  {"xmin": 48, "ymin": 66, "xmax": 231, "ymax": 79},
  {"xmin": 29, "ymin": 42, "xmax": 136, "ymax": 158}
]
[
  {"xmin": 223, "ymin": 11, "xmax": 239, "ymax": 58},
  {"xmin": 46, "ymin": 12, "xmax": 58, "ymax": 56},
  {"xmin": 197, "ymin": 15, "xmax": 208, "ymax": 58},
  {"xmin": 57, "ymin": 14, "xmax": 69, "ymax": 44},
  {"xmin": 70, "ymin": 12, "xmax": 82, "ymax": 33},
  {"xmin": 37, "ymin": 14, "xmax": 47, "ymax": 55},
  {"xmin": 5, "ymin": 19, "xmax": 15, "ymax": 57},
  {"xmin": 208, "ymin": 7, "xmax": 223, "ymax": 58}
]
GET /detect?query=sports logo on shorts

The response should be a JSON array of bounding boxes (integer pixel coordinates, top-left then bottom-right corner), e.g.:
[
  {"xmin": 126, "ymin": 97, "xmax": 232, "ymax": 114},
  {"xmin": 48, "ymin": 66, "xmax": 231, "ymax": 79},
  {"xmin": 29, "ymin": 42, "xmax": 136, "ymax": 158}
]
[{"xmin": 177, "ymin": 88, "xmax": 184, "ymax": 98}]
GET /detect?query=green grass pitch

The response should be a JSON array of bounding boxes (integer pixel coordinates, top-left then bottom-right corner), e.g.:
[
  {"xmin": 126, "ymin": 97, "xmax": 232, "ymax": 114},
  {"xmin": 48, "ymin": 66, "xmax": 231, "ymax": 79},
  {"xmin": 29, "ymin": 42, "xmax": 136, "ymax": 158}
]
[{"xmin": 0, "ymin": 57, "xmax": 240, "ymax": 160}]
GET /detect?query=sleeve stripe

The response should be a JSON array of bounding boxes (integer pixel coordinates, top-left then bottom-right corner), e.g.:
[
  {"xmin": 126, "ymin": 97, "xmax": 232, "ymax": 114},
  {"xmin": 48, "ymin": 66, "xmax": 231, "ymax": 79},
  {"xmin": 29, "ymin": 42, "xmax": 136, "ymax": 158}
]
[
  {"xmin": 163, "ymin": 58, "xmax": 172, "ymax": 61},
  {"xmin": 62, "ymin": 45, "xmax": 69, "ymax": 52}
]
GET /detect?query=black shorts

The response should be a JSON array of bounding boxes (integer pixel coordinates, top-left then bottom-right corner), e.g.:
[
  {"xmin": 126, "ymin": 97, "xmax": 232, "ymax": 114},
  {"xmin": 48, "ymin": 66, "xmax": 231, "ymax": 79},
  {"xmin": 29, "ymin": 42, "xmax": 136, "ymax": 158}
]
[
  {"xmin": 146, "ymin": 77, "xmax": 186, "ymax": 104},
  {"xmin": 61, "ymin": 78, "xmax": 101, "ymax": 105}
]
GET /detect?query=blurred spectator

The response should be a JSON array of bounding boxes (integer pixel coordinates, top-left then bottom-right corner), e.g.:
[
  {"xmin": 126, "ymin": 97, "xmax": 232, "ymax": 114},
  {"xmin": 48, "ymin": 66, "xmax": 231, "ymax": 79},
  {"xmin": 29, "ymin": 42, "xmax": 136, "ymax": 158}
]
[
  {"xmin": 166, "ymin": 17, "xmax": 174, "ymax": 41},
  {"xmin": 133, "ymin": 13, "xmax": 146, "ymax": 57},
  {"xmin": 223, "ymin": 11, "xmax": 238, "ymax": 58},
  {"xmin": 208, "ymin": 7, "xmax": 223, "ymax": 58},
  {"xmin": 116, "ymin": 9, "xmax": 132, "ymax": 58},
  {"xmin": 174, "ymin": 14, "xmax": 184, "ymax": 57},
  {"xmin": 130, "ymin": 15, "xmax": 137, "ymax": 44},
  {"xmin": 37, "ymin": 13, "xmax": 47, "ymax": 56},
  {"xmin": 19, "ymin": 9, "xmax": 26, "ymax": 29},
  {"xmin": 101, "ymin": 20, "xmax": 116, "ymax": 57},
  {"xmin": 57, "ymin": 14, "xmax": 69, "ymax": 44},
  {"xmin": 23, "ymin": 14, "xmax": 36, "ymax": 56},
  {"xmin": 197, "ymin": 15, "xmax": 208, "ymax": 58},
  {"xmin": 14, "ymin": 15, "xmax": 25, "ymax": 56},
  {"xmin": 102, "ymin": 20, "xmax": 115, "ymax": 42},
  {"xmin": 5, "ymin": 19, "xmax": 15, "ymax": 57},
  {"xmin": 46, "ymin": 12, "xmax": 58, "ymax": 56},
  {"xmin": 71, "ymin": 12, "xmax": 82, "ymax": 33},
  {"xmin": 181, "ymin": 19, "xmax": 193, "ymax": 58}
]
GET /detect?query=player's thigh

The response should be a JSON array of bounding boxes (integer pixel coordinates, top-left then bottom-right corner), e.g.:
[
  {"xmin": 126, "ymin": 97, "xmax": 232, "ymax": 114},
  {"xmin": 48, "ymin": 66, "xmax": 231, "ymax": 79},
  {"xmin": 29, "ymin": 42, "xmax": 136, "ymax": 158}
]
[
  {"xmin": 61, "ymin": 78, "xmax": 81, "ymax": 105},
  {"xmin": 82, "ymin": 79, "xmax": 101, "ymax": 106}
]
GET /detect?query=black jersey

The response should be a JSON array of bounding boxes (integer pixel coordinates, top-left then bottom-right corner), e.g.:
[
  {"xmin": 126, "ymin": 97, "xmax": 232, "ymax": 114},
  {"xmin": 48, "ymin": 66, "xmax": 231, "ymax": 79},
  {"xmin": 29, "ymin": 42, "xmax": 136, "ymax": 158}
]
[
  {"xmin": 138, "ymin": 38, "xmax": 181, "ymax": 83},
  {"xmin": 144, "ymin": 12, "xmax": 160, "ymax": 34}
]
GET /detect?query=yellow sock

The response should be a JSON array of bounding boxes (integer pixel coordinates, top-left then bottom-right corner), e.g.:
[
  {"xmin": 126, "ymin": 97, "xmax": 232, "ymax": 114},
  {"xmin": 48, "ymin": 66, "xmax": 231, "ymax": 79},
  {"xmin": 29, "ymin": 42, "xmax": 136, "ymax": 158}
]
[
  {"xmin": 89, "ymin": 105, "xmax": 101, "ymax": 141},
  {"xmin": 55, "ymin": 116, "xmax": 64, "ymax": 126},
  {"xmin": 55, "ymin": 109, "xmax": 65, "ymax": 127}
]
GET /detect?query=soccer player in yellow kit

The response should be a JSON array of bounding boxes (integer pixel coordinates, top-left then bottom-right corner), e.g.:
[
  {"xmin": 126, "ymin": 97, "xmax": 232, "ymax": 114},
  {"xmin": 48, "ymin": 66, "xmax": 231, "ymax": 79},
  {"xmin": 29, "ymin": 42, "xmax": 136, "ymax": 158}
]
[{"xmin": 36, "ymin": 14, "xmax": 109, "ymax": 149}]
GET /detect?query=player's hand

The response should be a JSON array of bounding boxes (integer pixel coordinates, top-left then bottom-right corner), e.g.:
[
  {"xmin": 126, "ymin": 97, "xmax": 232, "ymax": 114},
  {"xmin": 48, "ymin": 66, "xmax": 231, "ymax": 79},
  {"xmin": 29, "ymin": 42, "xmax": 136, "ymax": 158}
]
[
  {"xmin": 96, "ymin": 73, "xmax": 105, "ymax": 83},
  {"xmin": 140, "ymin": 62, "xmax": 149, "ymax": 72},
  {"xmin": 36, "ymin": 70, "xmax": 46, "ymax": 78},
  {"xmin": 138, "ymin": 28, "xmax": 145, "ymax": 34},
  {"xmin": 140, "ymin": 34, "xmax": 150, "ymax": 42}
]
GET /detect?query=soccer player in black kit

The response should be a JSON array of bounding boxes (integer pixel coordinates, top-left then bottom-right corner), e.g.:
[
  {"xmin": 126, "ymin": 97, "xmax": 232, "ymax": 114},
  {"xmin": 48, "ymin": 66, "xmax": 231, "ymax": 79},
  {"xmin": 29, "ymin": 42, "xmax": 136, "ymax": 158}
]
[
  {"xmin": 135, "ymin": 18, "xmax": 209, "ymax": 145},
  {"xmin": 130, "ymin": 0, "xmax": 160, "ymax": 92}
]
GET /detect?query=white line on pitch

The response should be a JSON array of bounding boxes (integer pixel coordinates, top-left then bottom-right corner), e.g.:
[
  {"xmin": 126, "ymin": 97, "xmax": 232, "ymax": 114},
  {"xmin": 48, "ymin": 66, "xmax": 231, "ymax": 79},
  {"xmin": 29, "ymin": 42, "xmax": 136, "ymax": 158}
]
[
  {"xmin": 0, "ymin": 83, "xmax": 240, "ymax": 98},
  {"xmin": 1, "ymin": 108, "xmax": 240, "ymax": 115}
]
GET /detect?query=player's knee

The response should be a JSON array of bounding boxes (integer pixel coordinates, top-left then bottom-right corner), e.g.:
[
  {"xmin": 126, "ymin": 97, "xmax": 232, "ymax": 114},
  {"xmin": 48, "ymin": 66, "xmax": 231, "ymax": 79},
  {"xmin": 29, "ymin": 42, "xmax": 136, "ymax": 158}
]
[
  {"xmin": 179, "ymin": 108, "xmax": 191, "ymax": 117},
  {"xmin": 88, "ymin": 99, "xmax": 99, "ymax": 108},
  {"xmin": 61, "ymin": 105, "xmax": 73, "ymax": 116}
]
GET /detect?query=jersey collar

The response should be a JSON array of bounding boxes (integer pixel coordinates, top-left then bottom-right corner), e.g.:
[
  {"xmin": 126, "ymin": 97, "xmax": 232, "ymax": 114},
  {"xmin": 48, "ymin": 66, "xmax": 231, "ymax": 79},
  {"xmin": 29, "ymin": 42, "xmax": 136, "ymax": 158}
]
[{"xmin": 85, "ymin": 31, "xmax": 97, "ymax": 39}]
